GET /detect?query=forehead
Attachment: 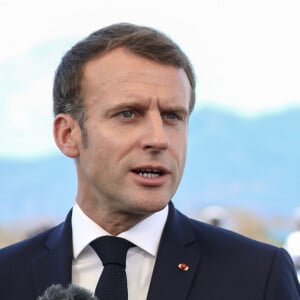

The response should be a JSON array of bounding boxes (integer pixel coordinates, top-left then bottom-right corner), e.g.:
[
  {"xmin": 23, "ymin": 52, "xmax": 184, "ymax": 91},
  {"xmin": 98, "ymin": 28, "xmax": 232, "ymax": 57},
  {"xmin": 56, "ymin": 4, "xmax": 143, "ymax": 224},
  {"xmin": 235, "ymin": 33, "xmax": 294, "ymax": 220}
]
[{"xmin": 81, "ymin": 47, "xmax": 191, "ymax": 104}]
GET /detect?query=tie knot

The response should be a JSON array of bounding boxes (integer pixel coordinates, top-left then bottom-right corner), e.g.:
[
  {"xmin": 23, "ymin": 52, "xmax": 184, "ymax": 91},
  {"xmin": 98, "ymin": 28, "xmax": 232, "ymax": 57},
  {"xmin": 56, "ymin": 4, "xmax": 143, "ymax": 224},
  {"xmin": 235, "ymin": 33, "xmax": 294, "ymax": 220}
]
[{"xmin": 90, "ymin": 236, "xmax": 134, "ymax": 268}]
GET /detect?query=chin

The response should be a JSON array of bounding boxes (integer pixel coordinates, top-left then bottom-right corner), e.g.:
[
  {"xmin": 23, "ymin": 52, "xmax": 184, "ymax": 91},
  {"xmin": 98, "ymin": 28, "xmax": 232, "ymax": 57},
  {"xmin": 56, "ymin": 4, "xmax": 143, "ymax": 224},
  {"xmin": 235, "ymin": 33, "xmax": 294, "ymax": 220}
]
[{"xmin": 131, "ymin": 198, "xmax": 170, "ymax": 215}]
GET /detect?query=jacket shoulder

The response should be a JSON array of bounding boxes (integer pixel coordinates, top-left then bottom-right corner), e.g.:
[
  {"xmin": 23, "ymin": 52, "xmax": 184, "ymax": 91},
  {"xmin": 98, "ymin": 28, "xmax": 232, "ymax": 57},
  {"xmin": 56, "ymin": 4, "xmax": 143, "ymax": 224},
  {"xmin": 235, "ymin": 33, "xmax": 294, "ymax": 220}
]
[{"xmin": 0, "ymin": 222, "xmax": 62, "ymax": 262}]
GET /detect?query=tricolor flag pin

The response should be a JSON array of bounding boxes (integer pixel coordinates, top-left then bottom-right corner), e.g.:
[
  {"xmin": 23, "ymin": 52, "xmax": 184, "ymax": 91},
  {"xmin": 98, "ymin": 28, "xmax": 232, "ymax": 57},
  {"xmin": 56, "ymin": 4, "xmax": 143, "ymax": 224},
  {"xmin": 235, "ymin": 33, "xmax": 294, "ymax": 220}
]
[{"xmin": 178, "ymin": 263, "xmax": 189, "ymax": 271}]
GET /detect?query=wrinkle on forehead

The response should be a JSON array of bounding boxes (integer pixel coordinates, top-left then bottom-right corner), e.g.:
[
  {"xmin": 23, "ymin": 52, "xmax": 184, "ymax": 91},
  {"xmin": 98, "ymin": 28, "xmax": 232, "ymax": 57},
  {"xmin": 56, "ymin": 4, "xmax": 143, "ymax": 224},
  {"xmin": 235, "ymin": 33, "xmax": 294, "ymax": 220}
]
[
  {"xmin": 87, "ymin": 70, "xmax": 185, "ymax": 92},
  {"xmin": 115, "ymin": 71, "xmax": 172, "ymax": 86},
  {"xmin": 81, "ymin": 49, "xmax": 191, "ymax": 108},
  {"xmin": 84, "ymin": 70, "xmax": 189, "ymax": 95}
]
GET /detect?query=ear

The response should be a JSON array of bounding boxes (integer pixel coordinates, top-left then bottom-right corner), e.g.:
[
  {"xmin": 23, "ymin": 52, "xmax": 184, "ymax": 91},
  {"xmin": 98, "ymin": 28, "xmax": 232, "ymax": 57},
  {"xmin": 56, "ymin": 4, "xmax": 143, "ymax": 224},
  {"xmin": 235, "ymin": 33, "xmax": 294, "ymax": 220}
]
[{"xmin": 53, "ymin": 114, "xmax": 81, "ymax": 158}]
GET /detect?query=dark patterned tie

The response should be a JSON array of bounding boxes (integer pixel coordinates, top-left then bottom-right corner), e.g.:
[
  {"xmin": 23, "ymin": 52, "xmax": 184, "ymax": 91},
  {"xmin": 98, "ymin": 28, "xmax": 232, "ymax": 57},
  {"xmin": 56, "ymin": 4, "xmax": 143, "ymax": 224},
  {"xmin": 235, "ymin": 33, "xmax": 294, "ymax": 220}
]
[{"xmin": 90, "ymin": 236, "xmax": 134, "ymax": 300}]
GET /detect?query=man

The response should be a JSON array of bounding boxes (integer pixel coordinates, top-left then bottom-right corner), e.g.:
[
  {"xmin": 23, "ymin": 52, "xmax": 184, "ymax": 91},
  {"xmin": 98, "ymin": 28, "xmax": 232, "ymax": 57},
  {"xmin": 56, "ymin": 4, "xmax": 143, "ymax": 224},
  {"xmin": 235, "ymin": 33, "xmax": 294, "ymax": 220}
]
[{"xmin": 0, "ymin": 23, "xmax": 299, "ymax": 300}]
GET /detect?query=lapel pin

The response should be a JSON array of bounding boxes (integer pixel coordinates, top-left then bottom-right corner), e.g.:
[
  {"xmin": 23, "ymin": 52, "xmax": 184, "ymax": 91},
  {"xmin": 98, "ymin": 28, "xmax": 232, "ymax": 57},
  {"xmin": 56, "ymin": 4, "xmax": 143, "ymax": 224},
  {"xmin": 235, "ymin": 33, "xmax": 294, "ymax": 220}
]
[{"xmin": 178, "ymin": 263, "xmax": 189, "ymax": 271}]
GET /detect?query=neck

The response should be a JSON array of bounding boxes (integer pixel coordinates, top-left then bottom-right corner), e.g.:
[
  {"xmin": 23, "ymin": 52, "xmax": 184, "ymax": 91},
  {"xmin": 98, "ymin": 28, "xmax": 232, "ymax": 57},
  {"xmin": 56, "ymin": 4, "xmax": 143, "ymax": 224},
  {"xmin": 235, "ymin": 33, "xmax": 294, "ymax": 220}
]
[{"xmin": 76, "ymin": 201, "xmax": 151, "ymax": 236}]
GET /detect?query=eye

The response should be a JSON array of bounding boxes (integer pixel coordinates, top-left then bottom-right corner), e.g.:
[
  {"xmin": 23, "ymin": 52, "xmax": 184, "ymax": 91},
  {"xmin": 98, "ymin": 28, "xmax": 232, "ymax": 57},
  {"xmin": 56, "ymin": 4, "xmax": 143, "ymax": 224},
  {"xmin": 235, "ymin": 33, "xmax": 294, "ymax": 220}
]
[
  {"xmin": 162, "ymin": 112, "xmax": 180, "ymax": 120},
  {"xmin": 120, "ymin": 111, "xmax": 135, "ymax": 118}
]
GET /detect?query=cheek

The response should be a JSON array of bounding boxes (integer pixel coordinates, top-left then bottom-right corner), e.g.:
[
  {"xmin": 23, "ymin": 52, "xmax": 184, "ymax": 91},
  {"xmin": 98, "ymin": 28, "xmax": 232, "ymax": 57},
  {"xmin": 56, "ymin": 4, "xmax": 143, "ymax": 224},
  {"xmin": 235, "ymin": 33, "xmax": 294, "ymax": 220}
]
[
  {"xmin": 170, "ymin": 133, "xmax": 187, "ymax": 172},
  {"xmin": 97, "ymin": 131, "xmax": 134, "ymax": 162},
  {"xmin": 173, "ymin": 130, "xmax": 187, "ymax": 155}
]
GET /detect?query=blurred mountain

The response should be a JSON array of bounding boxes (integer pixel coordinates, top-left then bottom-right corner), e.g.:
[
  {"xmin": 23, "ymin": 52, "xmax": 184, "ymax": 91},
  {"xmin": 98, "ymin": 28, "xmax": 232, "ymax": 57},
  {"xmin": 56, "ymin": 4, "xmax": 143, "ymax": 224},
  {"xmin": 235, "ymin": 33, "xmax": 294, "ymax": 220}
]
[
  {"xmin": 1, "ymin": 107, "xmax": 300, "ymax": 223},
  {"xmin": 177, "ymin": 107, "xmax": 300, "ymax": 215}
]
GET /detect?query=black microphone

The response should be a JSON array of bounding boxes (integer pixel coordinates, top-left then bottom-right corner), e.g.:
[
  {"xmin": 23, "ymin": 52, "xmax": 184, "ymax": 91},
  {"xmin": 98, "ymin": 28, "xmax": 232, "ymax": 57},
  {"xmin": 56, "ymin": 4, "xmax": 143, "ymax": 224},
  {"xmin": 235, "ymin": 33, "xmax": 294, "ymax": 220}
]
[{"xmin": 37, "ymin": 284, "xmax": 98, "ymax": 300}]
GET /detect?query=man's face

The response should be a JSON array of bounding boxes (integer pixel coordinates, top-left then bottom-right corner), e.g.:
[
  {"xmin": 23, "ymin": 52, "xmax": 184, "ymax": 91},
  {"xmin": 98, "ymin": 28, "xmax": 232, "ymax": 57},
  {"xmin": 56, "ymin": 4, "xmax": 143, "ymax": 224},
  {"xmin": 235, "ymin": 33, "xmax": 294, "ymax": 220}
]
[{"xmin": 75, "ymin": 47, "xmax": 191, "ymax": 224}]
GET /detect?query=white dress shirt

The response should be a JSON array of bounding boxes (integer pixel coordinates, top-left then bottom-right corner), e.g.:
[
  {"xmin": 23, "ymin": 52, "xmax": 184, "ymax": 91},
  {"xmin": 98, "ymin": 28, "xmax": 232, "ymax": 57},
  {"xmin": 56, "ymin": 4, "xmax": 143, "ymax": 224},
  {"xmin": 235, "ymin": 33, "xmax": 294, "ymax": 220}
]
[{"xmin": 71, "ymin": 203, "xmax": 168, "ymax": 300}]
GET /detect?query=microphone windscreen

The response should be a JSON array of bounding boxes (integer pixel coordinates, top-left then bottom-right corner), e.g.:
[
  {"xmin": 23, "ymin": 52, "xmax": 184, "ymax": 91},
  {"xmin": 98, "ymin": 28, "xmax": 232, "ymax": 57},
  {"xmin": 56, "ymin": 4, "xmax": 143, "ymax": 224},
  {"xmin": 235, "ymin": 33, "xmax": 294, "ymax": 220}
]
[{"xmin": 37, "ymin": 284, "xmax": 98, "ymax": 300}]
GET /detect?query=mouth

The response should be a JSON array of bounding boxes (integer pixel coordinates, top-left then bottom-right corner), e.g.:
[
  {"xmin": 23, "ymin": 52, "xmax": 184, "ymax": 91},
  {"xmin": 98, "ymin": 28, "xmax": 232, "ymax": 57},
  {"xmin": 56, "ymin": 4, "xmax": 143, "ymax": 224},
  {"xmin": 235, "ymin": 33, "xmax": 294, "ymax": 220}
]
[{"xmin": 132, "ymin": 167, "xmax": 166, "ymax": 178}]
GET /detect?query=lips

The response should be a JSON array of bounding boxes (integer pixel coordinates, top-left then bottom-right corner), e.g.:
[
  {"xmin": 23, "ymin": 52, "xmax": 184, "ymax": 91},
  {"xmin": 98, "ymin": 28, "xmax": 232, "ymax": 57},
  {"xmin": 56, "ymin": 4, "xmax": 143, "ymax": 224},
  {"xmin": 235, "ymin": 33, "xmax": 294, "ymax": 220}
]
[
  {"xmin": 131, "ymin": 166, "xmax": 169, "ymax": 178},
  {"xmin": 134, "ymin": 168, "xmax": 163, "ymax": 178}
]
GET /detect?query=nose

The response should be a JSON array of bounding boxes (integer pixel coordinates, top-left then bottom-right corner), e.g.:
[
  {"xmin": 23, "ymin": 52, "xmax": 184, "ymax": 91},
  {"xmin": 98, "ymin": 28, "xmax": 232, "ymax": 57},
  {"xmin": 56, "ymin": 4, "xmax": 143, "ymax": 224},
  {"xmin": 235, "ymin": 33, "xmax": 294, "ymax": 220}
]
[{"xmin": 141, "ymin": 114, "xmax": 169, "ymax": 152}]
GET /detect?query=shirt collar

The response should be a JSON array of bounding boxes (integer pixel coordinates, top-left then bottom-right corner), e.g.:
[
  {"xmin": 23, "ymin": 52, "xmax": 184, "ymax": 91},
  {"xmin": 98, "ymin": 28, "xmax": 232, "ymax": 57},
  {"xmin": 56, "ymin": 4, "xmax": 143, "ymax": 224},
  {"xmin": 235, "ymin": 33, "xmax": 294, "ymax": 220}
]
[{"xmin": 72, "ymin": 203, "xmax": 169, "ymax": 259}]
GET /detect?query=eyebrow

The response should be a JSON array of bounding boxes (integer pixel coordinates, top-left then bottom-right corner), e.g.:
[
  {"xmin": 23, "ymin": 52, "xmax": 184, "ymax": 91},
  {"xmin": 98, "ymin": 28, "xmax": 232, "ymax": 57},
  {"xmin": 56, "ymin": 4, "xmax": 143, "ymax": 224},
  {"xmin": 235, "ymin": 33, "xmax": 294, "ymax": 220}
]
[
  {"xmin": 104, "ymin": 100, "xmax": 147, "ymax": 117},
  {"xmin": 105, "ymin": 92, "xmax": 190, "ymax": 116},
  {"xmin": 108, "ymin": 99, "xmax": 147, "ymax": 111},
  {"xmin": 162, "ymin": 105, "xmax": 189, "ymax": 115},
  {"xmin": 108, "ymin": 100, "xmax": 188, "ymax": 113}
]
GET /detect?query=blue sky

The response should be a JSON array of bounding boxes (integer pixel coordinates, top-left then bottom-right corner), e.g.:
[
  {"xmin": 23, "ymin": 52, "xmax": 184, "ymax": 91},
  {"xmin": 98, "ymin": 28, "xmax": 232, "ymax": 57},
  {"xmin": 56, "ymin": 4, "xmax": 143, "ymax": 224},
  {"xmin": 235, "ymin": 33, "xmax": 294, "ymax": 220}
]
[{"xmin": 1, "ymin": 0, "xmax": 299, "ymax": 158}]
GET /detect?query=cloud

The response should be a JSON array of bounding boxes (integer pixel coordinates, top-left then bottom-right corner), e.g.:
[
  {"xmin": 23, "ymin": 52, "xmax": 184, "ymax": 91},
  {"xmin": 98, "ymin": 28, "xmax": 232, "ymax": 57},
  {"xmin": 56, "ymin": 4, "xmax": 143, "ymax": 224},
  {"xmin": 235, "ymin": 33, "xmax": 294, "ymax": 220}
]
[
  {"xmin": 1, "ymin": 77, "xmax": 57, "ymax": 157},
  {"xmin": 0, "ymin": 0, "xmax": 300, "ymax": 157}
]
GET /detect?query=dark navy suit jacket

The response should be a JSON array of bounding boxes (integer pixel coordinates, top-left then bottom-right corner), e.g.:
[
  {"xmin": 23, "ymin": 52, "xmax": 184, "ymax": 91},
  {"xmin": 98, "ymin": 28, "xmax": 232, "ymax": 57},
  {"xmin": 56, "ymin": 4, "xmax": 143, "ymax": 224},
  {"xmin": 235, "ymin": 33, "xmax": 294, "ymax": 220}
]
[{"xmin": 0, "ymin": 202, "xmax": 299, "ymax": 299}]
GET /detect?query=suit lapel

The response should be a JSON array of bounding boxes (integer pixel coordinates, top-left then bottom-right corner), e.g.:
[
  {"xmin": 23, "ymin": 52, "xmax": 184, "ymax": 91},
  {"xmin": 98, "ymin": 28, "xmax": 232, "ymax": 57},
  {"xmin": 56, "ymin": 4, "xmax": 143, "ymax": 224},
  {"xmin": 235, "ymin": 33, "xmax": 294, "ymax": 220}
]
[
  {"xmin": 31, "ymin": 210, "xmax": 73, "ymax": 298},
  {"xmin": 147, "ymin": 203, "xmax": 202, "ymax": 300}
]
